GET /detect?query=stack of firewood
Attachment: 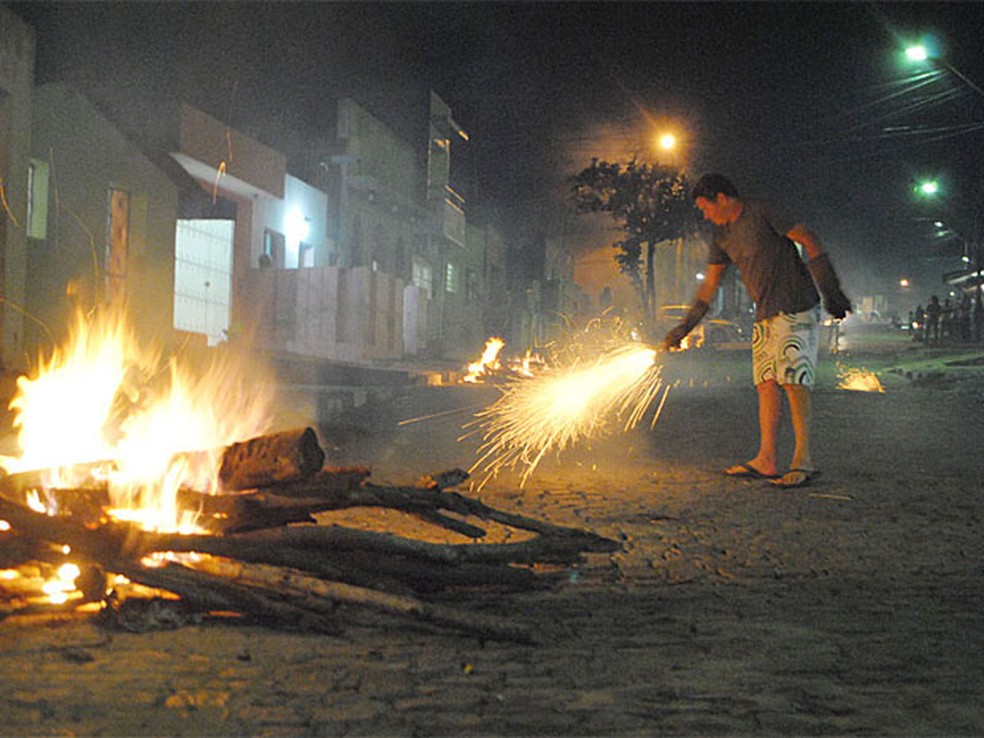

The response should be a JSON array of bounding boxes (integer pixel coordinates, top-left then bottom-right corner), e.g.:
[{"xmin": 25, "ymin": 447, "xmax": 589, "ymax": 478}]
[{"xmin": 0, "ymin": 428, "xmax": 620, "ymax": 643}]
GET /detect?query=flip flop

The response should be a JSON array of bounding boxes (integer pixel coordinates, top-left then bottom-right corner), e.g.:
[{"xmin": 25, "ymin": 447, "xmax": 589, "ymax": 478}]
[
  {"xmin": 724, "ymin": 463, "xmax": 779, "ymax": 480},
  {"xmin": 771, "ymin": 468, "xmax": 822, "ymax": 489}
]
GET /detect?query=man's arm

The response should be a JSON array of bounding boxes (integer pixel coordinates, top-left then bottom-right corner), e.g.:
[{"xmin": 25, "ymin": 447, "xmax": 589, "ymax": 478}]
[
  {"xmin": 787, "ymin": 222, "xmax": 823, "ymax": 260},
  {"xmin": 695, "ymin": 261, "xmax": 726, "ymax": 305},
  {"xmin": 787, "ymin": 222, "xmax": 852, "ymax": 319},
  {"xmin": 663, "ymin": 262, "xmax": 726, "ymax": 349}
]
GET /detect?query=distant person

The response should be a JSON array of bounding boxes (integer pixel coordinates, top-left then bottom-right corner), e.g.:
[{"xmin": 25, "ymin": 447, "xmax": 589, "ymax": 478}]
[
  {"xmin": 958, "ymin": 294, "xmax": 972, "ymax": 342},
  {"xmin": 941, "ymin": 297, "xmax": 954, "ymax": 341},
  {"xmin": 914, "ymin": 304, "xmax": 925, "ymax": 342},
  {"xmin": 663, "ymin": 173, "xmax": 851, "ymax": 489},
  {"xmin": 975, "ymin": 294, "xmax": 983, "ymax": 343},
  {"xmin": 926, "ymin": 295, "xmax": 941, "ymax": 344}
]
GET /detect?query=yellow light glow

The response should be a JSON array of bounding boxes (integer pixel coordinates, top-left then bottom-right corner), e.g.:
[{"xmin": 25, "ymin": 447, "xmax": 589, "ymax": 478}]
[
  {"xmin": 41, "ymin": 562, "xmax": 81, "ymax": 604},
  {"xmin": 837, "ymin": 364, "xmax": 885, "ymax": 393},
  {"xmin": 658, "ymin": 133, "xmax": 677, "ymax": 151}
]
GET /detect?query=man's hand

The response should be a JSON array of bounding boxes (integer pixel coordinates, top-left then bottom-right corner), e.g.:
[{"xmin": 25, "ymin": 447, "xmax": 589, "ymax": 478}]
[
  {"xmin": 664, "ymin": 324, "xmax": 691, "ymax": 350},
  {"xmin": 808, "ymin": 253, "xmax": 852, "ymax": 320},
  {"xmin": 824, "ymin": 289, "xmax": 852, "ymax": 320},
  {"xmin": 663, "ymin": 299, "xmax": 710, "ymax": 350}
]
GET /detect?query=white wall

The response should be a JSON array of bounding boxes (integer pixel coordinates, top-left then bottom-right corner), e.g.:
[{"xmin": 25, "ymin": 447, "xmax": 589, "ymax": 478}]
[{"xmin": 251, "ymin": 174, "xmax": 328, "ymax": 270}]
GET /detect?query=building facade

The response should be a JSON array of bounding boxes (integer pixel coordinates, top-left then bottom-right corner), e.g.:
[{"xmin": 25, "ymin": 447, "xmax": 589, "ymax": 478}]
[
  {"xmin": 6, "ymin": 7, "xmax": 540, "ymax": 375},
  {"xmin": 0, "ymin": 8, "xmax": 35, "ymax": 372},
  {"xmin": 27, "ymin": 83, "xmax": 180, "ymax": 357}
]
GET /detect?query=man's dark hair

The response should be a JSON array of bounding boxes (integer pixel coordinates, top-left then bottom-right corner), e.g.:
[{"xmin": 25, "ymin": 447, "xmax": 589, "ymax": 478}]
[{"xmin": 691, "ymin": 173, "xmax": 740, "ymax": 201}]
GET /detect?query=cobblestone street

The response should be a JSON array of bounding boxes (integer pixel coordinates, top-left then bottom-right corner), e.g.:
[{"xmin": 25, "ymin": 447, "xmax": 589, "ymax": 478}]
[{"xmin": 2, "ymin": 327, "xmax": 983, "ymax": 736}]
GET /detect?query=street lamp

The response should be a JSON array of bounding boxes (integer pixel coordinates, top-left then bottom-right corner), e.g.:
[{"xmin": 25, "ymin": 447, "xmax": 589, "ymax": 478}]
[
  {"xmin": 904, "ymin": 45, "xmax": 929, "ymax": 63},
  {"xmin": 903, "ymin": 42, "xmax": 984, "ymax": 101},
  {"xmin": 657, "ymin": 132, "xmax": 677, "ymax": 152}
]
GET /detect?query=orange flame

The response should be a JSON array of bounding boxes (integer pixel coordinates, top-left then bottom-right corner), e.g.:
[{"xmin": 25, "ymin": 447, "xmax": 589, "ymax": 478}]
[
  {"xmin": 462, "ymin": 337, "xmax": 505, "ymax": 383},
  {"xmin": 0, "ymin": 309, "xmax": 279, "ymax": 532},
  {"xmin": 837, "ymin": 364, "xmax": 885, "ymax": 393}
]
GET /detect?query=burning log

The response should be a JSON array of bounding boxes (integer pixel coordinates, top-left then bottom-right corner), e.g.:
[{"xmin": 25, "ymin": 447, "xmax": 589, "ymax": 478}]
[
  {"xmin": 0, "ymin": 535, "xmax": 71, "ymax": 569},
  {"xmin": 0, "ymin": 427, "xmax": 333, "ymax": 505},
  {"xmin": 218, "ymin": 427, "xmax": 326, "ymax": 491}
]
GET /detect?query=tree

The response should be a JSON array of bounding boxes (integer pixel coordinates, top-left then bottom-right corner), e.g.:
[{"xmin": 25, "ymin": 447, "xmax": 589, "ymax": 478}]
[{"xmin": 570, "ymin": 158, "xmax": 692, "ymax": 321}]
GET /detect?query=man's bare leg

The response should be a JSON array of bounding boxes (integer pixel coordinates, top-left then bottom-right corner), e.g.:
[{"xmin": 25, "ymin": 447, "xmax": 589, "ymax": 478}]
[
  {"xmin": 726, "ymin": 379, "xmax": 781, "ymax": 477},
  {"xmin": 784, "ymin": 383, "xmax": 814, "ymax": 473},
  {"xmin": 770, "ymin": 383, "xmax": 821, "ymax": 487}
]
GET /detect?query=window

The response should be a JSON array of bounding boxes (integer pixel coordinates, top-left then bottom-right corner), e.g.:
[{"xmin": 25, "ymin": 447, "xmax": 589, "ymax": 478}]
[
  {"xmin": 411, "ymin": 256, "xmax": 432, "ymax": 298},
  {"xmin": 466, "ymin": 268, "xmax": 480, "ymax": 302},
  {"xmin": 300, "ymin": 241, "xmax": 315, "ymax": 267},
  {"xmin": 445, "ymin": 260, "xmax": 460, "ymax": 294},
  {"xmin": 263, "ymin": 229, "xmax": 285, "ymax": 269},
  {"xmin": 26, "ymin": 159, "xmax": 49, "ymax": 240},
  {"xmin": 442, "ymin": 193, "xmax": 466, "ymax": 246}
]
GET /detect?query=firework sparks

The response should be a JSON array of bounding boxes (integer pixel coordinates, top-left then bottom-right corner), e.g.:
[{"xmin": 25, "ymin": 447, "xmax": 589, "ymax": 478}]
[
  {"xmin": 466, "ymin": 342, "xmax": 669, "ymax": 486},
  {"xmin": 837, "ymin": 363, "xmax": 885, "ymax": 392}
]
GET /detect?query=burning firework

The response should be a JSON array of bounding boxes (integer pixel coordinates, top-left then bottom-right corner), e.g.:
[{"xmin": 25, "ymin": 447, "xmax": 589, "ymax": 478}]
[
  {"xmin": 837, "ymin": 363, "xmax": 885, "ymax": 393},
  {"xmin": 466, "ymin": 340, "xmax": 669, "ymax": 486}
]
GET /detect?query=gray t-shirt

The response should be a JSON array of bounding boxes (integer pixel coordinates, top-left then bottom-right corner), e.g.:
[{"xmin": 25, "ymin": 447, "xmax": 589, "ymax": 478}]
[{"xmin": 707, "ymin": 198, "xmax": 820, "ymax": 321}]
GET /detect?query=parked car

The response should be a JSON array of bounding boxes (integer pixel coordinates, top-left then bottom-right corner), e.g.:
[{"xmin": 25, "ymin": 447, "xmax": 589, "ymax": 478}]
[{"xmin": 656, "ymin": 304, "xmax": 750, "ymax": 350}]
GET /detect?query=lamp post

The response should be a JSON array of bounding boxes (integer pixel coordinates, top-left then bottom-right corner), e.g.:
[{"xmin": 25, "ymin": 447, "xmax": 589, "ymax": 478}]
[
  {"xmin": 902, "ymin": 38, "xmax": 984, "ymax": 337},
  {"xmin": 904, "ymin": 43, "xmax": 984, "ymax": 101},
  {"xmin": 913, "ymin": 175, "xmax": 984, "ymax": 312}
]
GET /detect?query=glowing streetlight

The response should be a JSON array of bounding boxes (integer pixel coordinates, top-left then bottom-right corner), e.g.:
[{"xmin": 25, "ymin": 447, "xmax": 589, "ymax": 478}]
[
  {"xmin": 904, "ymin": 44, "xmax": 929, "ymax": 63},
  {"xmin": 916, "ymin": 179, "xmax": 939, "ymax": 197},
  {"xmin": 899, "ymin": 278, "xmax": 910, "ymax": 288},
  {"xmin": 903, "ymin": 41, "xmax": 984, "ymax": 100},
  {"xmin": 657, "ymin": 132, "xmax": 677, "ymax": 151}
]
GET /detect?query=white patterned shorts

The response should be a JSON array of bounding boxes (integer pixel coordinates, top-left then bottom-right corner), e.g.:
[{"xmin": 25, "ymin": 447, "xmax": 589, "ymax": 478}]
[{"xmin": 751, "ymin": 306, "xmax": 820, "ymax": 387}]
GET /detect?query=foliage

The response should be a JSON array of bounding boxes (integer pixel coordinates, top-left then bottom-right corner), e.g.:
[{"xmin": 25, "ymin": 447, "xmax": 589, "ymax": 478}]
[{"xmin": 569, "ymin": 158, "xmax": 692, "ymax": 320}]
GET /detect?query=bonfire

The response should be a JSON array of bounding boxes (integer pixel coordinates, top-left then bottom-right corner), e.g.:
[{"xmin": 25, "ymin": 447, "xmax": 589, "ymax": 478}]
[{"xmin": 0, "ymin": 310, "xmax": 619, "ymax": 642}]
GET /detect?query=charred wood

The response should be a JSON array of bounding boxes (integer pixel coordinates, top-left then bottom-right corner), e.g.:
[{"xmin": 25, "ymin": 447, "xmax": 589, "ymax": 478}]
[
  {"xmin": 413, "ymin": 510, "xmax": 487, "ymax": 539},
  {"xmin": 261, "ymin": 466, "xmax": 371, "ymax": 497},
  {"xmin": 187, "ymin": 557, "xmax": 538, "ymax": 644},
  {"xmin": 218, "ymin": 427, "xmax": 325, "ymax": 491},
  {"xmin": 0, "ymin": 496, "xmax": 126, "ymax": 563},
  {"xmin": 111, "ymin": 560, "xmax": 342, "ymax": 634},
  {"xmin": 132, "ymin": 528, "xmax": 545, "ymax": 596},
  {"xmin": 0, "ymin": 535, "xmax": 73, "ymax": 568}
]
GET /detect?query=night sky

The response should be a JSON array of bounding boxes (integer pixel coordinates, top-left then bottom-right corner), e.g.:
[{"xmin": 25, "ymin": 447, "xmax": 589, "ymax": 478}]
[{"xmin": 9, "ymin": 1, "xmax": 984, "ymax": 299}]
